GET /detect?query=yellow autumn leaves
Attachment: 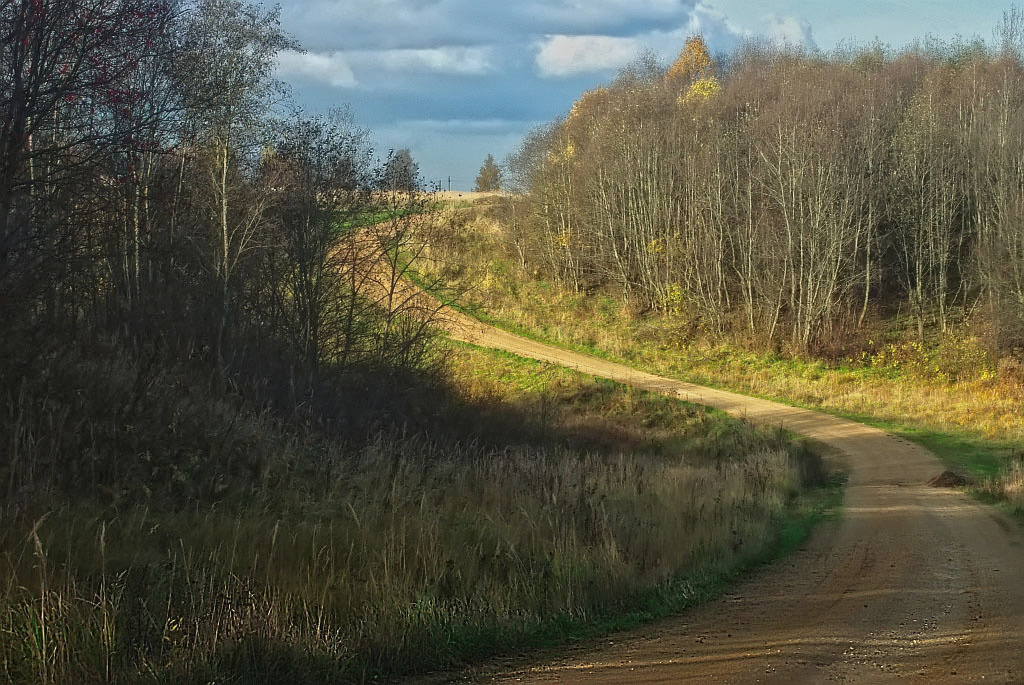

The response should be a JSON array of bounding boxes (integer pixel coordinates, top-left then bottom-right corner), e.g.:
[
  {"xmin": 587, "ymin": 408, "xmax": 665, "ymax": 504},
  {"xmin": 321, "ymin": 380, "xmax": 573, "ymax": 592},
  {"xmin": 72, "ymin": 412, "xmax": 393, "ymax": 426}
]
[
  {"xmin": 667, "ymin": 35, "xmax": 714, "ymax": 81},
  {"xmin": 668, "ymin": 35, "xmax": 721, "ymax": 103},
  {"xmin": 683, "ymin": 77, "xmax": 722, "ymax": 102},
  {"xmin": 550, "ymin": 34, "xmax": 719, "ymax": 165}
]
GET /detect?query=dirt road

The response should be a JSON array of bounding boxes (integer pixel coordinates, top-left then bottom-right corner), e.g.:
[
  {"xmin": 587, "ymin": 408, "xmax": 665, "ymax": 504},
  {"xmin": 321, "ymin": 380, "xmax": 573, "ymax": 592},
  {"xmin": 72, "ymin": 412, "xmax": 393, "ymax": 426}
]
[{"xmin": 440, "ymin": 314, "xmax": 1024, "ymax": 683}]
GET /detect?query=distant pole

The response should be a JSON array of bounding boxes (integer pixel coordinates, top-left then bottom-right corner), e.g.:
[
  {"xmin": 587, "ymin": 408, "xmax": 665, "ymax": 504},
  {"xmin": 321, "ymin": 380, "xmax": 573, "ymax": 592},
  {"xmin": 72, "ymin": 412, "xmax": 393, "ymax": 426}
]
[{"xmin": 448, "ymin": 176, "xmax": 451, "ymax": 192}]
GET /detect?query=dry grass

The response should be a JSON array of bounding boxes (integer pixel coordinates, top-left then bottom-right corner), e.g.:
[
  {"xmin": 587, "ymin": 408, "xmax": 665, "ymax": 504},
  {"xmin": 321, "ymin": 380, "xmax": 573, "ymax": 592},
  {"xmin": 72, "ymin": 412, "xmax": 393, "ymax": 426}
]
[
  {"xmin": 978, "ymin": 457, "xmax": 1024, "ymax": 510},
  {"xmin": 1, "ymin": 439, "xmax": 806, "ymax": 683},
  {"xmin": 0, "ymin": 344, "xmax": 823, "ymax": 683}
]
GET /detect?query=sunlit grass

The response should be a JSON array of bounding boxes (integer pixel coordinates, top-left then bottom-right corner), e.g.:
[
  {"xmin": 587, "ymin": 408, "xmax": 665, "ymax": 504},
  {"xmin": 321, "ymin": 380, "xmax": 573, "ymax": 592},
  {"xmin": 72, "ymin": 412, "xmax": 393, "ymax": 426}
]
[{"xmin": 421, "ymin": 208, "xmax": 1023, "ymax": 496}]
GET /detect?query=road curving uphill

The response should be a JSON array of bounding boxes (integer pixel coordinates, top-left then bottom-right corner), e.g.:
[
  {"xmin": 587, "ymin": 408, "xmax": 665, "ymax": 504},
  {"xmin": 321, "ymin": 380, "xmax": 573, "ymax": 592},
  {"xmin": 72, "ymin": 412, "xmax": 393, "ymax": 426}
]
[{"xmin": 440, "ymin": 313, "xmax": 1024, "ymax": 683}]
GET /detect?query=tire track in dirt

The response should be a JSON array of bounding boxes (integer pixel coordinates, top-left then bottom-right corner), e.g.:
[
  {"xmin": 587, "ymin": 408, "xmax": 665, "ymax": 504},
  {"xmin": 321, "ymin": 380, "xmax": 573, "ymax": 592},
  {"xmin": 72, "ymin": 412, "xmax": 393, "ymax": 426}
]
[{"xmin": 436, "ymin": 313, "xmax": 1024, "ymax": 683}]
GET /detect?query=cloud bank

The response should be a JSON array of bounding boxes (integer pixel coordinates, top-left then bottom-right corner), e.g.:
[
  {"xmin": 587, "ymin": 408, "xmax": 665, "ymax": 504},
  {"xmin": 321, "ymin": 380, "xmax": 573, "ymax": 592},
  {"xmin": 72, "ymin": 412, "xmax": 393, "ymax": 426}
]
[{"xmin": 275, "ymin": 0, "xmax": 817, "ymax": 187}]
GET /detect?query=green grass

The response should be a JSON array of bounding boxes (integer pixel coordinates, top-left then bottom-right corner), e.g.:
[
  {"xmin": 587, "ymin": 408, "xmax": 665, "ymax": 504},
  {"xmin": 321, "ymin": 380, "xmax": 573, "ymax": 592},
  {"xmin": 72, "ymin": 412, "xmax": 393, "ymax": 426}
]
[
  {"xmin": 335, "ymin": 197, "xmax": 467, "ymax": 233},
  {"xmin": 336, "ymin": 205, "xmax": 427, "ymax": 232}
]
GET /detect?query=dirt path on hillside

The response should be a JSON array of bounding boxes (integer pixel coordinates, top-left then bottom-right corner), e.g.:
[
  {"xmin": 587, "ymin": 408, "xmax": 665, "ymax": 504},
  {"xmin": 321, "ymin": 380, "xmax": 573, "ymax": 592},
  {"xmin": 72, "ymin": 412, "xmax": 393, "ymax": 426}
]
[{"xmin": 430, "ymin": 312, "xmax": 1024, "ymax": 683}]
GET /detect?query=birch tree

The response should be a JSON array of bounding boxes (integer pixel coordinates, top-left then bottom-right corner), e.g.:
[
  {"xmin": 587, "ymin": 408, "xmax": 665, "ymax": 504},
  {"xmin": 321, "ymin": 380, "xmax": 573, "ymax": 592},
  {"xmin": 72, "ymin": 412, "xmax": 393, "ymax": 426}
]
[{"xmin": 176, "ymin": 0, "xmax": 295, "ymax": 372}]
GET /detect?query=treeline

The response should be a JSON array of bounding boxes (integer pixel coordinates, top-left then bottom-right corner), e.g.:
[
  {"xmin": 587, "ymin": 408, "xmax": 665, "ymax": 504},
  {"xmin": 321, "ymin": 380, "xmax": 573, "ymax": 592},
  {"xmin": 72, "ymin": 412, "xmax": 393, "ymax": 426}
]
[
  {"xmin": 0, "ymin": 0, "xmax": 434, "ymax": 500},
  {"xmin": 508, "ymin": 19, "xmax": 1024, "ymax": 353}
]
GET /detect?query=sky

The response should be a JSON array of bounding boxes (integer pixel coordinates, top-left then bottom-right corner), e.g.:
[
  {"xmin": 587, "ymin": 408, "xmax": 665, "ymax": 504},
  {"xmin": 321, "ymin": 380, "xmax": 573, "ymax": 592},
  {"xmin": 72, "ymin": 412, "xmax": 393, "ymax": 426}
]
[{"xmin": 275, "ymin": 0, "xmax": 1017, "ymax": 190}]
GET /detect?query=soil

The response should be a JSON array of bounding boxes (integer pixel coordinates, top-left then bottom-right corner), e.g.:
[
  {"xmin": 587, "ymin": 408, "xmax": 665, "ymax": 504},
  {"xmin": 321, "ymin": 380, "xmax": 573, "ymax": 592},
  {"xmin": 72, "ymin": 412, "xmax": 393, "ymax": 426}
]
[
  {"xmin": 423, "ymin": 311, "xmax": 1024, "ymax": 684},
  {"xmin": 928, "ymin": 471, "xmax": 972, "ymax": 488}
]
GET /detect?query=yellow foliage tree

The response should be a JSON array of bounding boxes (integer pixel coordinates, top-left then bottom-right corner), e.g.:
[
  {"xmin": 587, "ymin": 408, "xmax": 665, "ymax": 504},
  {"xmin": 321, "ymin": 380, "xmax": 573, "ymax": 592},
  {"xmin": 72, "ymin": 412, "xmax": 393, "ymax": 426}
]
[
  {"xmin": 567, "ymin": 86, "xmax": 610, "ymax": 121},
  {"xmin": 553, "ymin": 86, "xmax": 610, "ymax": 165},
  {"xmin": 681, "ymin": 76, "xmax": 722, "ymax": 103},
  {"xmin": 668, "ymin": 35, "xmax": 721, "ymax": 103},
  {"xmin": 667, "ymin": 35, "xmax": 714, "ymax": 83}
]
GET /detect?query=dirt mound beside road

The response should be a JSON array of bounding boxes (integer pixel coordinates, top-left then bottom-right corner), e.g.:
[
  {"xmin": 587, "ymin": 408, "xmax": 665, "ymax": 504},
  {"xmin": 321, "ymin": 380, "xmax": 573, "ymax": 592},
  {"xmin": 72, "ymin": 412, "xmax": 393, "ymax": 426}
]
[{"xmin": 928, "ymin": 470, "xmax": 972, "ymax": 488}]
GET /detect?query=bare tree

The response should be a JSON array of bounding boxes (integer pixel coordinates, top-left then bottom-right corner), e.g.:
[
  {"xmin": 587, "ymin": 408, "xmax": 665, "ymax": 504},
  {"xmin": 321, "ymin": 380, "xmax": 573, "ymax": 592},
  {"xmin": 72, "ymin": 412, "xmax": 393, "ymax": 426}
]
[
  {"xmin": 380, "ymin": 147, "xmax": 419, "ymax": 191},
  {"xmin": 892, "ymin": 78, "xmax": 969, "ymax": 338},
  {"xmin": 175, "ymin": 0, "xmax": 296, "ymax": 372},
  {"xmin": 263, "ymin": 110, "xmax": 372, "ymax": 377},
  {"xmin": 0, "ymin": 0, "xmax": 178, "ymax": 333}
]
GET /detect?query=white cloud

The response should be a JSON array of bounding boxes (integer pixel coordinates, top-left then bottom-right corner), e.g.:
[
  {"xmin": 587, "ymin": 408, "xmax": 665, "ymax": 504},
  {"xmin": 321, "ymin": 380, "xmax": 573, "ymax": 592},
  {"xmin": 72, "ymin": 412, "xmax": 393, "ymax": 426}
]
[
  {"xmin": 533, "ymin": 3, "xmax": 751, "ymax": 78},
  {"xmin": 765, "ymin": 15, "xmax": 817, "ymax": 48},
  {"xmin": 353, "ymin": 47, "xmax": 494, "ymax": 76},
  {"xmin": 276, "ymin": 50, "xmax": 357, "ymax": 88},
  {"xmin": 535, "ymin": 34, "xmax": 643, "ymax": 77},
  {"xmin": 276, "ymin": 47, "xmax": 494, "ymax": 88},
  {"xmin": 685, "ymin": 2, "xmax": 751, "ymax": 48}
]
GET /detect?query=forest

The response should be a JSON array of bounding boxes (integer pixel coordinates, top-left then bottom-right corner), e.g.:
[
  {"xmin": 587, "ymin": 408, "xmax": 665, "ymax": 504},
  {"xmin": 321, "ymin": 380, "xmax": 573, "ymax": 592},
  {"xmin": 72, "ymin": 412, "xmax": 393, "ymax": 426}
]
[
  {"xmin": 0, "ymin": 0, "xmax": 439, "ymax": 491},
  {"xmin": 506, "ymin": 25, "xmax": 1024, "ymax": 356}
]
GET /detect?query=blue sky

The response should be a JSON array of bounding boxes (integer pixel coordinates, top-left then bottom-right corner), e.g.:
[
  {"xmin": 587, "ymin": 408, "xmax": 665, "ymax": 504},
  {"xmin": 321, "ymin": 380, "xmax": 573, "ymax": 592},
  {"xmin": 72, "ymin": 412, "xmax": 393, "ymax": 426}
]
[{"xmin": 275, "ymin": 0, "xmax": 1016, "ymax": 190}]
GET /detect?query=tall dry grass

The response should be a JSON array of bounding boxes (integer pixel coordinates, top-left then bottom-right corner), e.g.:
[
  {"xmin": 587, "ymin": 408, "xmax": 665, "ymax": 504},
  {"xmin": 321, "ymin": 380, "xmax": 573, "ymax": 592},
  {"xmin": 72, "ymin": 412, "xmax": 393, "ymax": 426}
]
[
  {"xmin": 2, "ymin": 438, "xmax": 809, "ymax": 683},
  {"xmin": 0, "ymin": 344, "xmax": 823, "ymax": 683}
]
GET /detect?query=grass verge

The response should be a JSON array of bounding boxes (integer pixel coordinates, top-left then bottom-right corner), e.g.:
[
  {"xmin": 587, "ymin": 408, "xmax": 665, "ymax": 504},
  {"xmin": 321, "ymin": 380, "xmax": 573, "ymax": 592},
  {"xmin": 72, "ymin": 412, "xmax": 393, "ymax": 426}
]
[{"xmin": 442, "ymin": 471, "xmax": 845, "ymax": 683}]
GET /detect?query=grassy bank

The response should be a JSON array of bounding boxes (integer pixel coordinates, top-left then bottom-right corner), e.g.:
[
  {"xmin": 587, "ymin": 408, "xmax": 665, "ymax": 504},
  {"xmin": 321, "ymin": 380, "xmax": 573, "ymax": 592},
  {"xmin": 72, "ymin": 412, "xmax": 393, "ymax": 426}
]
[
  {"xmin": 0, "ymin": 344, "xmax": 832, "ymax": 683},
  {"xmin": 417, "ymin": 202, "xmax": 1023, "ymax": 505}
]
